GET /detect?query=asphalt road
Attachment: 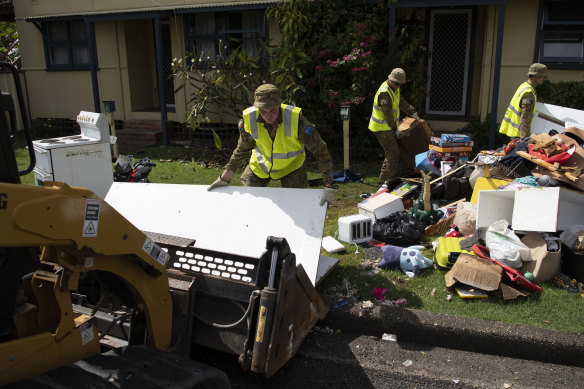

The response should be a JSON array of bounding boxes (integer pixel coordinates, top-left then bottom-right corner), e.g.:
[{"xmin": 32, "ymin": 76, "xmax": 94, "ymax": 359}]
[{"xmin": 191, "ymin": 328, "xmax": 584, "ymax": 389}]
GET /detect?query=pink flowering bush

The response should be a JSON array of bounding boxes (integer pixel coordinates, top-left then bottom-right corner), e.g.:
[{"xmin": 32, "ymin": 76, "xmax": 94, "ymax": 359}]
[
  {"xmin": 294, "ymin": 0, "xmax": 428, "ymax": 156},
  {"xmin": 172, "ymin": 0, "xmax": 428, "ymax": 155}
]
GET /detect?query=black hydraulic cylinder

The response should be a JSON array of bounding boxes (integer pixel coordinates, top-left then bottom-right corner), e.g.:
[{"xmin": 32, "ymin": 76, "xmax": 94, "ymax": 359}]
[{"xmin": 250, "ymin": 287, "xmax": 278, "ymax": 373}]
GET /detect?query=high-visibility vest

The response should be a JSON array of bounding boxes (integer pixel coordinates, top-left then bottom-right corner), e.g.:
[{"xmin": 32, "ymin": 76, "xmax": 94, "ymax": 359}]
[
  {"xmin": 499, "ymin": 81, "xmax": 536, "ymax": 138},
  {"xmin": 369, "ymin": 81, "xmax": 400, "ymax": 132},
  {"xmin": 243, "ymin": 104, "xmax": 305, "ymax": 180}
]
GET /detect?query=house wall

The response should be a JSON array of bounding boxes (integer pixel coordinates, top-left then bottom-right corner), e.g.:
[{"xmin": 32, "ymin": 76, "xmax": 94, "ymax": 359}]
[
  {"xmin": 14, "ymin": 17, "xmax": 95, "ymax": 119},
  {"xmin": 13, "ymin": 0, "xmax": 584, "ymax": 133},
  {"xmin": 496, "ymin": 0, "xmax": 584, "ymax": 120},
  {"xmin": 12, "ymin": 0, "xmax": 278, "ymax": 125}
]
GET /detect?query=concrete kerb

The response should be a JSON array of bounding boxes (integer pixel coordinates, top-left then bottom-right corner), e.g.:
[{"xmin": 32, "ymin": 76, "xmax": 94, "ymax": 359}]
[{"xmin": 318, "ymin": 298, "xmax": 584, "ymax": 368}]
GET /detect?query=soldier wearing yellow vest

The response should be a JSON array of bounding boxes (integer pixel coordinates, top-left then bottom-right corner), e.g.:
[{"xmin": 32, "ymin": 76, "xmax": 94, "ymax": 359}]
[
  {"xmin": 208, "ymin": 84, "xmax": 336, "ymax": 205},
  {"xmin": 499, "ymin": 63, "xmax": 548, "ymax": 139},
  {"xmin": 369, "ymin": 68, "xmax": 419, "ymax": 190}
]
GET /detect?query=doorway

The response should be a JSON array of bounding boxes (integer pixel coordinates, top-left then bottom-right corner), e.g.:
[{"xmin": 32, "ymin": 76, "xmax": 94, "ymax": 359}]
[{"xmin": 425, "ymin": 9, "xmax": 472, "ymax": 116}]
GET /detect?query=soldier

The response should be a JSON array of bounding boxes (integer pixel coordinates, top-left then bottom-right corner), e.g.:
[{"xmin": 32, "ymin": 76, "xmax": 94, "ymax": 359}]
[
  {"xmin": 207, "ymin": 83, "xmax": 337, "ymax": 205},
  {"xmin": 499, "ymin": 63, "xmax": 548, "ymax": 139},
  {"xmin": 369, "ymin": 68, "xmax": 420, "ymax": 191}
]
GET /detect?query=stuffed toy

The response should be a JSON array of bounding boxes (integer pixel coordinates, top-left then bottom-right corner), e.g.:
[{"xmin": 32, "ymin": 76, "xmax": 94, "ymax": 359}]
[{"xmin": 378, "ymin": 244, "xmax": 434, "ymax": 277}]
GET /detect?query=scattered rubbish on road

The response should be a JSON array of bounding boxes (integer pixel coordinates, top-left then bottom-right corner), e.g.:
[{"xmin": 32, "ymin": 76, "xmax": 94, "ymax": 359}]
[{"xmin": 382, "ymin": 333, "xmax": 397, "ymax": 342}]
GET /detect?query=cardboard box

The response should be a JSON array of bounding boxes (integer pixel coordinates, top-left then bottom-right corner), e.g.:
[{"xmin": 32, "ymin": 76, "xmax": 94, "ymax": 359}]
[
  {"xmin": 520, "ymin": 232, "xmax": 561, "ymax": 283},
  {"xmin": 415, "ymin": 151, "xmax": 440, "ymax": 175},
  {"xmin": 358, "ymin": 192, "xmax": 404, "ymax": 221},
  {"xmin": 397, "ymin": 118, "xmax": 433, "ymax": 171},
  {"xmin": 445, "ymin": 254, "xmax": 502, "ymax": 291},
  {"xmin": 476, "ymin": 187, "xmax": 584, "ymax": 232},
  {"xmin": 429, "ymin": 144, "xmax": 472, "ymax": 153}
]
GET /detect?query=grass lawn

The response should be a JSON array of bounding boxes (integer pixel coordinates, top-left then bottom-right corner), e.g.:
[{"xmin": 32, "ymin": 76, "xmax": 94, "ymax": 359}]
[{"xmin": 12, "ymin": 136, "xmax": 584, "ymax": 335}]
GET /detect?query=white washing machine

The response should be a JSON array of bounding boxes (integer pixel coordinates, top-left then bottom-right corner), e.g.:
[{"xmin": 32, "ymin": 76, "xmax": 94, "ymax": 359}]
[{"xmin": 33, "ymin": 111, "xmax": 114, "ymax": 199}]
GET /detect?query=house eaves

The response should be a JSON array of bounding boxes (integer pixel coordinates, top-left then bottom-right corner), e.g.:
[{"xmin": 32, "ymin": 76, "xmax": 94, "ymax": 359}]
[
  {"xmin": 23, "ymin": 0, "xmax": 278, "ymax": 22},
  {"xmin": 391, "ymin": 0, "xmax": 508, "ymax": 6}
]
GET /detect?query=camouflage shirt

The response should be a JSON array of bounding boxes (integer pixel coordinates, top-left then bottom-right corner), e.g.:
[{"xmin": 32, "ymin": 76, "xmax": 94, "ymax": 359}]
[
  {"xmin": 519, "ymin": 90, "xmax": 536, "ymax": 139},
  {"xmin": 225, "ymin": 112, "xmax": 334, "ymax": 183},
  {"xmin": 378, "ymin": 90, "xmax": 416, "ymax": 130}
]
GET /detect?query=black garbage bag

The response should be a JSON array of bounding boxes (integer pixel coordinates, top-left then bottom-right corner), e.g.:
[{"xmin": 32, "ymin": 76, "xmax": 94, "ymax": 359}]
[
  {"xmin": 372, "ymin": 212, "xmax": 425, "ymax": 247},
  {"xmin": 442, "ymin": 175, "xmax": 473, "ymax": 201}
]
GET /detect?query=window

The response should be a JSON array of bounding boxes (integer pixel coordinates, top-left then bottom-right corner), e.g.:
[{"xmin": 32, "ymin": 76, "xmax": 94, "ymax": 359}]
[
  {"xmin": 185, "ymin": 10, "xmax": 267, "ymax": 62},
  {"xmin": 43, "ymin": 20, "xmax": 91, "ymax": 70},
  {"xmin": 537, "ymin": 0, "xmax": 584, "ymax": 65}
]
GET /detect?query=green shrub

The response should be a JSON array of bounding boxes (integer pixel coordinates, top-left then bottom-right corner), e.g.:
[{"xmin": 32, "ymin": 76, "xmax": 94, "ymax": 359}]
[{"xmin": 536, "ymin": 80, "xmax": 584, "ymax": 109}]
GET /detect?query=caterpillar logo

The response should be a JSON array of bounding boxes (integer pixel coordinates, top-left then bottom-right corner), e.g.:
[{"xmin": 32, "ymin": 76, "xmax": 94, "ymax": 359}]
[{"xmin": 0, "ymin": 193, "xmax": 6, "ymax": 210}]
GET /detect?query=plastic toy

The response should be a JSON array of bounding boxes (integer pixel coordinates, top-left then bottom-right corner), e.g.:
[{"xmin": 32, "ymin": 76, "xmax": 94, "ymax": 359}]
[
  {"xmin": 378, "ymin": 244, "xmax": 434, "ymax": 277},
  {"xmin": 400, "ymin": 245, "xmax": 434, "ymax": 277}
]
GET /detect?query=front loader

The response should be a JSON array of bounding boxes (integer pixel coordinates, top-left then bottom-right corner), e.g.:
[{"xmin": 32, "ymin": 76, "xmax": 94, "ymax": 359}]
[{"xmin": 0, "ymin": 61, "xmax": 329, "ymax": 387}]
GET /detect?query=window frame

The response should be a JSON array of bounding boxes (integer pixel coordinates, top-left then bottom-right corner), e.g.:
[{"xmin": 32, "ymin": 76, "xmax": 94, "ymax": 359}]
[
  {"xmin": 184, "ymin": 10, "xmax": 268, "ymax": 65},
  {"xmin": 42, "ymin": 19, "xmax": 93, "ymax": 71},
  {"xmin": 535, "ymin": 0, "xmax": 584, "ymax": 67}
]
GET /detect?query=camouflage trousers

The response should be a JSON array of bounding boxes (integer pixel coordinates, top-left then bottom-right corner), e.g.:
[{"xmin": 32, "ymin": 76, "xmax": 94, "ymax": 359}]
[
  {"xmin": 374, "ymin": 130, "xmax": 400, "ymax": 182},
  {"xmin": 240, "ymin": 164, "xmax": 308, "ymax": 188}
]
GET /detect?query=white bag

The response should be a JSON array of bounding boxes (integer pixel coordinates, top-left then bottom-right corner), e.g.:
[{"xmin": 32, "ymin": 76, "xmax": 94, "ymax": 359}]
[
  {"xmin": 469, "ymin": 165, "xmax": 485, "ymax": 189},
  {"xmin": 485, "ymin": 219, "xmax": 531, "ymax": 269}
]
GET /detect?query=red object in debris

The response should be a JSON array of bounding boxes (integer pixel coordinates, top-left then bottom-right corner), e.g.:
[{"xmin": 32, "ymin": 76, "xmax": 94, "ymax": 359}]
[
  {"xmin": 373, "ymin": 287, "xmax": 388, "ymax": 301},
  {"xmin": 368, "ymin": 239, "xmax": 386, "ymax": 247},
  {"xmin": 527, "ymin": 143, "xmax": 572, "ymax": 165},
  {"xmin": 445, "ymin": 224, "xmax": 460, "ymax": 237},
  {"xmin": 471, "ymin": 244, "xmax": 543, "ymax": 293},
  {"xmin": 504, "ymin": 138, "xmax": 521, "ymax": 155}
]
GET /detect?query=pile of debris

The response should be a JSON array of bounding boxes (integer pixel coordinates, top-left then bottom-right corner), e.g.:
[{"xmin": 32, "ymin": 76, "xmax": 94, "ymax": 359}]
[{"xmin": 325, "ymin": 119, "xmax": 584, "ymax": 301}]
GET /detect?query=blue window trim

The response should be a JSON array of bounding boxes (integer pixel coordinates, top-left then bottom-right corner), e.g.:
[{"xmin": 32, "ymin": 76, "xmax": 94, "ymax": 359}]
[{"xmin": 42, "ymin": 20, "xmax": 94, "ymax": 71}]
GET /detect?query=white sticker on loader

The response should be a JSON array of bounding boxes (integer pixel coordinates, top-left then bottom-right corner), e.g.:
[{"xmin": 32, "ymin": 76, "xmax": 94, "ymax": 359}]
[
  {"xmin": 82, "ymin": 199, "xmax": 101, "ymax": 237},
  {"xmin": 142, "ymin": 238, "xmax": 169, "ymax": 266},
  {"xmin": 80, "ymin": 321, "xmax": 94, "ymax": 346}
]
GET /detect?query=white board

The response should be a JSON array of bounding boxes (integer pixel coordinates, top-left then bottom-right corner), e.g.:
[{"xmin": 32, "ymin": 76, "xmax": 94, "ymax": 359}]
[
  {"xmin": 316, "ymin": 255, "xmax": 339, "ymax": 286},
  {"xmin": 532, "ymin": 103, "xmax": 584, "ymax": 135},
  {"xmin": 105, "ymin": 183, "xmax": 327, "ymax": 285}
]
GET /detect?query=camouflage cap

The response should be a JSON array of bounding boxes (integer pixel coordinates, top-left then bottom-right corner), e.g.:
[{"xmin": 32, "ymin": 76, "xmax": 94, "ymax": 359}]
[
  {"xmin": 527, "ymin": 63, "xmax": 548, "ymax": 77},
  {"xmin": 253, "ymin": 84, "xmax": 282, "ymax": 108},
  {"xmin": 388, "ymin": 68, "xmax": 407, "ymax": 84}
]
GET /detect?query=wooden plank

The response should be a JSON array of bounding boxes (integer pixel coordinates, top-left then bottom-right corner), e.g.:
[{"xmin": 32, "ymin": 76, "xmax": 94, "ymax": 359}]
[{"xmin": 516, "ymin": 150, "xmax": 558, "ymax": 171}]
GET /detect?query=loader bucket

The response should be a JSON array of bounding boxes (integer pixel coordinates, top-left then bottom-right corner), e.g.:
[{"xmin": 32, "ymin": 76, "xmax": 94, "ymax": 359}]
[{"xmin": 160, "ymin": 236, "xmax": 329, "ymax": 377}]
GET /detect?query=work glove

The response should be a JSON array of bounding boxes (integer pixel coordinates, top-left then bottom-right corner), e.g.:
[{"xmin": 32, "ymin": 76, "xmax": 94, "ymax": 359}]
[
  {"xmin": 319, "ymin": 186, "xmax": 338, "ymax": 206},
  {"xmin": 207, "ymin": 176, "xmax": 229, "ymax": 191},
  {"xmin": 412, "ymin": 112, "xmax": 421, "ymax": 120}
]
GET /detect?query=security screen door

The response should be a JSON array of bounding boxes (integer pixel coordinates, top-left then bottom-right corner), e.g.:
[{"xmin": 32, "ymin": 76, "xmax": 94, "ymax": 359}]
[{"xmin": 425, "ymin": 9, "xmax": 472, "ymax": 115}]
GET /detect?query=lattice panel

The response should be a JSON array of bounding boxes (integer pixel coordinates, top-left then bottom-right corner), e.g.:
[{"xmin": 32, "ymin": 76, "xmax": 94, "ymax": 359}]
[{"xmin": 427, "ymin": 12, "xmax": 470, "ymax": 113}]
